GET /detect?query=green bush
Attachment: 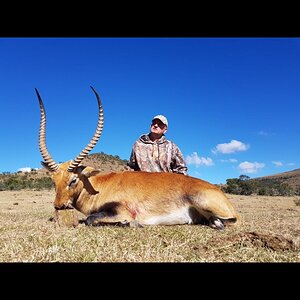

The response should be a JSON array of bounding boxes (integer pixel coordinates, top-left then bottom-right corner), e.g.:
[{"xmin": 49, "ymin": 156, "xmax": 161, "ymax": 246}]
[
  {"xmin": 224, "ymin": 175, "xmax": 294, "ymax": 196},
  {"xmin": 0, "ymin": 174, "xmax": 53, "ymax": 191}
]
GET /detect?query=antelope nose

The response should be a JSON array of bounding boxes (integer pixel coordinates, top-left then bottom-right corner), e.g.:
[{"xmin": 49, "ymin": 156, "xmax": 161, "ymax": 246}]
[
  {"xmin": 54, "ymin": 202, "xmax": 65, "ymax": 210},
  {"xmin": 55, "ymin": 203, "xmax": 73, "ymax": 210}
]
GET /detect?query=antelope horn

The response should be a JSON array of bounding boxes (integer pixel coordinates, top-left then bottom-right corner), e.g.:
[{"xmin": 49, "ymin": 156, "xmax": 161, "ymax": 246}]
[
  {"xmin": 36, "ymin": 88, "xmax": 59, "ymax": 172},
  {"xmin": 67, "ymin": 86, "xmax": 104, "ymax": 172}
]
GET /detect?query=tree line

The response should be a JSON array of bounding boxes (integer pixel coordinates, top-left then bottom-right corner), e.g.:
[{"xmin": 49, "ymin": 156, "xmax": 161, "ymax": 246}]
[
  {"xmin": 0, "ymin": 173, "xmax": 53, "ymax": 190},
  {"xmin": 220, "ymin": 175, "xmax": 300, "ymax": 196}
]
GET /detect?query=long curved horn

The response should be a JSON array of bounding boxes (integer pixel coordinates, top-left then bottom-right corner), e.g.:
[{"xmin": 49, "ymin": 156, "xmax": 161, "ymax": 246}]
[
  {"xmin": 36, "ymin": 88, "xmax": 59, "ymax": 172},
  {"xmin": 67, "ymin": 86, "xmax": 104, "ymax": 172}
]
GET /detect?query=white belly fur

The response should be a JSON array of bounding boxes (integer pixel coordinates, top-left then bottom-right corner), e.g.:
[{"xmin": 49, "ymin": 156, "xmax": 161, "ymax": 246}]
[{"xmin": 143, "ymin": 207, "xmax": 193, "ymax": 225}]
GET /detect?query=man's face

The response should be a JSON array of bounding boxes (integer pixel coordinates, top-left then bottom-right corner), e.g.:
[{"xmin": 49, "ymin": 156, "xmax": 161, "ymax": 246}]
[{"xmin": 150, "ymin": 119, "xmax": 167, "ymax": 135}]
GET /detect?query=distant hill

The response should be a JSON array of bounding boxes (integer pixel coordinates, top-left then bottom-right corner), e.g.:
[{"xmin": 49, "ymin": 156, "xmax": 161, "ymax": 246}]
[
  {"xmin": 253, "ymin": 168, "xmax": 300, "ymax": 190},
  {"xmin": 0, "ymin": 152, "xmax": 129, "ymax": 190},
  {"xmin": 81, "ymin": 152, "xmax": 128, "ymax": 172},
  {"xmin": 36, "ymin": 152, "xmax": 128, "ymax": 174},
  {"xmin": 218, "ymin": 168, "xmax": 300, "ymax": 196}
]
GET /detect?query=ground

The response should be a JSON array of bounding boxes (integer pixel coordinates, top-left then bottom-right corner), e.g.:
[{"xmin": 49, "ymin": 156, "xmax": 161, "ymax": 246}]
[{"xmin": 0, "ymin": 190, "xmax": 299, "ymax": 262}]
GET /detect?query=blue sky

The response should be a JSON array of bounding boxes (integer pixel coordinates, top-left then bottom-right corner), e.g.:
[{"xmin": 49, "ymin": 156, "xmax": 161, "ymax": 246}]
[{"xmin": 0, "ymin": 37, "xmax": 299, "ymax": 184}]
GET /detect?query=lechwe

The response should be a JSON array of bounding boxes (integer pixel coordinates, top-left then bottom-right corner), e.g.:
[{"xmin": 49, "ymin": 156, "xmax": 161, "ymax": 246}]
[{"xmin": 36, "ymin": 87, "xmax": 239, "ymax": 230}]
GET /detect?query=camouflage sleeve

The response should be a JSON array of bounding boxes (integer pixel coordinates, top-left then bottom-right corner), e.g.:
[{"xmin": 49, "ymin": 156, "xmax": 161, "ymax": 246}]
[
  {"xmin": 127, "ymin": 145, "xmax": 140, "ymax": 171},
  {"xmin": 172, "ymin": 144, "xmax": 188, "ymax": 175}
]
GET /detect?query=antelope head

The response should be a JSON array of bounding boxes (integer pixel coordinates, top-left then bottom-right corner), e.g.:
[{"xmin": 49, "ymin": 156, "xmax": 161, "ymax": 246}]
[{"xmin": 36, "ymin": 86, "xmax": 104, "ymax": 210}]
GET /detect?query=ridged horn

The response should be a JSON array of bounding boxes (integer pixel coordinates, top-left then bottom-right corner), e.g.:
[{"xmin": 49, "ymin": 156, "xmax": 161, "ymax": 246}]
[
  {"xmin": 67, "ymin": 86, "xmax": 104, "ymax": 172},
  {"xmin": 36, "ymin": 88, "xmax": 59, "ymax": 172}
]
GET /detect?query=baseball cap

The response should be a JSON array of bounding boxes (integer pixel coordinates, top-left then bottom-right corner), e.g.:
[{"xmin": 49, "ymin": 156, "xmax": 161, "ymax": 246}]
[{"xmin": 152, "ymin": 115, "xmax": 168, "ymax": 127}]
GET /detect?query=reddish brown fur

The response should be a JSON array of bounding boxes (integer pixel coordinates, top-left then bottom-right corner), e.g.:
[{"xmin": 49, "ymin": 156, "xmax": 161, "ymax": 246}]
[{"xmin": 46, "ymin": 161, "xmax": 239, "ymax": 228}]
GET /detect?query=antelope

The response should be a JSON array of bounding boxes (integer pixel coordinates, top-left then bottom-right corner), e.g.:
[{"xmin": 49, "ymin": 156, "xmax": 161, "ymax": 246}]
[{"xmin": 36, "ymin": 87, "xmax": 239, "ymax": 230}]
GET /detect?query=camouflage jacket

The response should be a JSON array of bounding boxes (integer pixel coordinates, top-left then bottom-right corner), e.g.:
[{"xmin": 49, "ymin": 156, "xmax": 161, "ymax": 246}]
[{"xmin": 127, "ymin": 134, "xmax": 188, "ymax": 175}]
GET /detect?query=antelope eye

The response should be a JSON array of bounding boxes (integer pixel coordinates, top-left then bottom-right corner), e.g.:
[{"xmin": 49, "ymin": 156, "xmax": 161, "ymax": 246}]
[{"xmin": 69, "ymin": 177, "xmax": 78, "ymax": 187}]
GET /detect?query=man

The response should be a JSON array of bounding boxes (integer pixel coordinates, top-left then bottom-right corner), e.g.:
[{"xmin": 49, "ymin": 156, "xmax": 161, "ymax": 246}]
[{"xmin": 127, "ymin": 115, "xmax": 188, "ymax": 175}]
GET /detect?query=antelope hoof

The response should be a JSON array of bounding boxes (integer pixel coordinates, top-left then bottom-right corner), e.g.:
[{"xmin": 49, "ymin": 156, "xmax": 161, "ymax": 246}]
[
  {"xmin": 120, "ymin": 220, "xmax": 144, "ymax": 228},
  {"xmin": 129, "ymin": 220, "xmax": 144, "ymax": 228},
  {"xmin": 85, "ymin": 216, "xmax": 96, "ymax": 226},
  {"xmin": 85, "ymin": 212, "xmax": 106, "ymax": 226},
  {"xmin": 209, "ymin": 217, "xmax": 225, "ymax": 230}
]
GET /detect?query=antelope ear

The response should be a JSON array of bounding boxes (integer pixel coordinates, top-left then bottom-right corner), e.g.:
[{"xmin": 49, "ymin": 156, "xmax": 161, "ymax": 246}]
[
  {"xmin": 73, "ymin": 165, "xmax": 100, "ymax": 178},
  {"xmin": 41, "ymin": 161, "xmax": 54, "ymax": 172},
  {"xmin": 84, "ymin": 170, "xmax": 101, "ymax": 178},
  {"xmin": 72, "ymin": 165, "xmax": 87, "ymax": 174}
]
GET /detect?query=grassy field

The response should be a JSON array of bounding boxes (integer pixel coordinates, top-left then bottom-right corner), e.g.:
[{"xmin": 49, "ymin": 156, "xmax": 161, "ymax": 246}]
[{"xmin": 0, "ymin": 190, "xmax": 299, "ymax": 262}]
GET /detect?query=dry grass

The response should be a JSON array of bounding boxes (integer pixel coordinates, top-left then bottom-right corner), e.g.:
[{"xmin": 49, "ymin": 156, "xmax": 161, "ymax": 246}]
[{"xmin": 0, "ymin": 190, "xmax": 299, "ymax": 262}]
